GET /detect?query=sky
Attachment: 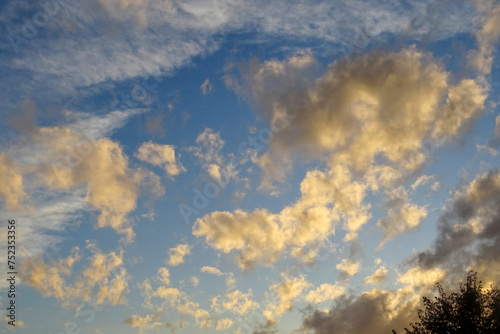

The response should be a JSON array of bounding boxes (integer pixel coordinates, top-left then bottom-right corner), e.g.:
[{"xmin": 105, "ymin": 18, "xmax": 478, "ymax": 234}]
[{"xmin": 1, "ymin": 0, "xmax": 500, "ymax": 333}]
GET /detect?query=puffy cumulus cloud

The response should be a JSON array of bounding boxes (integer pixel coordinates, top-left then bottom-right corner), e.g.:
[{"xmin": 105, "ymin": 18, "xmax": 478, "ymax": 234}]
[
  {"xmin": 201, "ymin": 266, "xmax": 224, "ymax": 276},
  {"xmin": 37, "ymin": 127, "xmax": 142, "ymax": 242},
  {"xmin": 264, "ymin": 276, "xmax": 311, "ymax": 320},
  {"xmin": 135, "ymin": 141, "xmax": 186, "ymax": 177},
  {"xmin": 411, "ymin": 169, "xmax": 500, "ymax": 285},
  {"xmin": 336, "ymin": 259, "xmax": 360, "ymax": 277},
  {"xmin": 193, "ymin": 164, "xmax": 371, "ymax": 269},
  {"xmin": 212, "ymin": 289, "xmax": 259, "ymax": 315},
  {"xmin": 0, "ymin": 153, "xmax": 27, "ymax": 211},
  {"xmin": 215, "ymin": 318, "xmax": 233, "ymax": 331},
  {"xmin": 377, "ymin": 187, "xmax": 427, "ymax": 247},
  {"xmin": 242, "ymin": 47, "xmax": 488, "ymax": 190},
  {"xmin": 364, "ymin": 266, "xmax": 389, "ymax": 285},
  {"xmin": 21, "ymin": 242, "xmax": 129, "ymax": 307},
  {"xmin": 124, "ymin": 312, "xmax": 162, "ymax": 334},
  {"xmin": 167, "ymin": 244, "xmax": 191, "ymax": 266},
  {"xmin": 301, "ymin": 287, "xmax": 419, "ymax": 334},
  {"xmin": 468, "ymin": 0, "xmax": 500, "ymax": 75},
  {"xmin": 157, "ymin": 267, "xmax": 170, "ymax": 285},
  {"xmin": 306, "ymin": 283, "xmax": 345, "ymax": 304},
  {"xmin": 299, "ymin": 164, "xmax": 371, "ymax": 241}
]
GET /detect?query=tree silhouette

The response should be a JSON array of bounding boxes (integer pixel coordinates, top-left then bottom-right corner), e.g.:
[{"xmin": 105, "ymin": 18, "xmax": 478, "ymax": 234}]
[{"xmin": 393, "ymin": 271, "xmax": 500, "ymax": 334}]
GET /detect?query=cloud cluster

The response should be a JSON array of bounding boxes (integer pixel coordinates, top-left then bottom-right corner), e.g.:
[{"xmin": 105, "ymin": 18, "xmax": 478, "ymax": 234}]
[
  {"xmin": 40, "ymin": 131, "xmax": 140, "ymax": 242},
  {"xmin": 21, "ymin": 242, "xmax": 129, "ymax": 307},
  {"xmin": 467, "ymin": 0, "xmax": 500, "ymax": 75},
  {"xmin": 377, "ymin": 186, "xmax": 427, "ymax": 247},
  {"xmin": 211, "ymin": 289, "xmax": 259, "ymax": 315},
  {"xmin": 411, "ymin": 169, "xmax": 500, "ymax": 285},
  {"xmin": 264, "ymin": 276, "xmax": 311, "ymax": 320},
  {"xmin": 301, "ymin": 287, "xmax": 419, "ymax": 334},
  {"xmin": 245, "ymin": 47, "xmax": 487, "ymax": 190},
  {"xmin": 193, "ymin": 164, "xmax": 371, "ymax": 269}
]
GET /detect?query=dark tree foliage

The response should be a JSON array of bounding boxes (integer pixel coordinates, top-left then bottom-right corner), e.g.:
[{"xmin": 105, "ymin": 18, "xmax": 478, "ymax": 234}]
[{"xmin": 393, "ymin": 271, "xmax": 500, "ymax": 334}]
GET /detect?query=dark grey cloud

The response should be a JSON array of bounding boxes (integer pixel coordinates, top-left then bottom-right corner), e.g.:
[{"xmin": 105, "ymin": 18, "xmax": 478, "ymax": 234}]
[{"xmin": 410, "ymin": 169, "xmax": 500, "ymax": 282}]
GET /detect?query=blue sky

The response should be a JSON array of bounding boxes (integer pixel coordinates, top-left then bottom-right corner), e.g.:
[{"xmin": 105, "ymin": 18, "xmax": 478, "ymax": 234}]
[{"xmin": 1, "ymin": 0, "xmax": 500, "ymax": 333}]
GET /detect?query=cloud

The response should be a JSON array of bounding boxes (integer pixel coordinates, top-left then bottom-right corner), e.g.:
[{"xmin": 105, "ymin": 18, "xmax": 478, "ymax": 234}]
[
  {"xmin": 157, "ymin": 267, "xmax": 170, "ymax": 285},
  {"xmin": 201, "ymin": 266, "xmax": 224, "ymax": 276},
  {"xmin": 193, "ymin": 164, "xmax": 371, "ymax": 269},
  {"xmin": 264, "ymin": 276, "xmax": 311, "ymax": 320},
  {"xmin": 336, "ymin": 259, "xmax": 360, "ymax": 277},
  {"xmin": 411, "ymin": 175, "xmax": 434, "ymax": 190},
  {"xmin": 201, "ymin": 78, "xmax": 213, "ymax": 95},
  {"xmin": 495, "ymin": 114, "xmax": 500, "ymax": 138},
  {"xmin": 301, "ymin": 287, "xmax": 419, "ymax": 334},
  {"xmin": 377, "ymin": 187, "xmax": 427, "ymax": 247},
  {"xmin": 189, "ymin": 128, "xmax": 225, "ymax": 165},
  {"xmin": 135, "ymin": 141, "xmax": 186, "ymax": 177},
  {"xmin": 398, "ymin": 266, "xmax": 445, "ymax": 294},
  {"xmin": 306, "ymin": 283, "xmax": 345, "ymax": 303},
  {"xmin": 167, "ymin": 244, "xmax": 191, "ymax": 266},
  {"xmin": 21, "ymin": 242, "xmax": 129, "ymax": 307},
  {"xmin": 241, "ymin": 47, "xmax": 487, "ymax": 192},
  {"xmin": 364, "ymin": 266, "xmax": 389, "ymax": 285},
  {"xmin": 0, "ymin": 110, "xmax": 147, "ymax": 245},
  {"xmin": 41, "ymin": 134, "xmax": 140, "ymax": 242},
  {"xmin": 467, "ymin": 0, "xmax": 500, "ymax": 75},
  {"xmin": 190, "ymin": 276, "xmax": 200, "ymax": 287},
  {"xmin": 154, "ymin": 286, "xmax": 182, "ymax": 301},
  {"xmin": 212, "ymin": 289, "xmax": 259, "ymax": 315},
  {"xmin": 124, "ymin": 312, "xmax": 163, "ymax": 334},
  {"xmin": 410, "ymin": 169, "xmax": 500, "ymax": 285},
  {"xmin": 215, "ymin": 318, "xmax": 233, "ymax": 330},
  {"xmin": 0, "ymin": 153, "xmax": 27, "ymax": 211}
]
